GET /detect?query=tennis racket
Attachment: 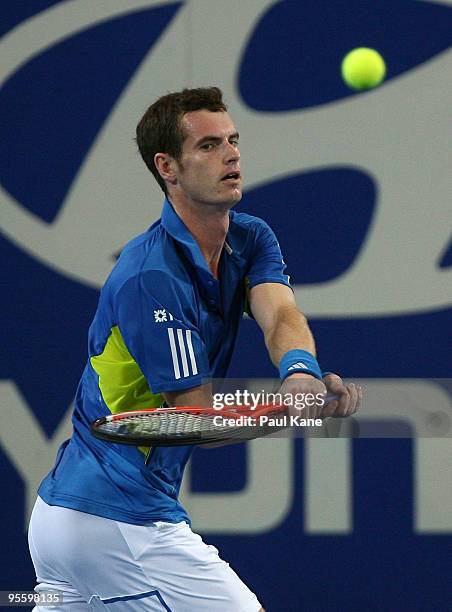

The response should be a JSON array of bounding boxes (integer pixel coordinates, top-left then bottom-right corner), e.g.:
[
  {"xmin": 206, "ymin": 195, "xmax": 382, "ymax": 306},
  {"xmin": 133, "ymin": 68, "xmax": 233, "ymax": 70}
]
[{"xmin": 91, "ymin": 395, "xmax": 338, "ymax": 447}]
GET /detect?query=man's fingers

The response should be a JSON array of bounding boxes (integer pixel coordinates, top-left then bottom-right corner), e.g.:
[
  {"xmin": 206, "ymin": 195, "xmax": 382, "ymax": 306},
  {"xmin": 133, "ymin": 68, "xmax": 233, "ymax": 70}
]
[
  {"xmin": 281, "ymin": 374, "xmax": 328, "ymax": 420},
  {"xmin": 321, "ymin": 398, "xmax": 339, "ymax": 418},
  {"xmin": 322, "ymin": 373, "xmax": 343, "ymax": 393},
  {"xmin": 322, "ymin": 375, "xmax": 364, "ymax": 418},
  {"xmin": 331, "ymin": 385, "xmax": 349, "ymax": 417},
  {"xmin": 353, "ymin": 383, "xmax": 363, "ymax": 414},
  {"xmin": 356, "ymin": 385, "xmax": 363, "ymax": 412},
  {"xmin": 345, "ymin": 383, "xmax": 358, "ymax": 416}
]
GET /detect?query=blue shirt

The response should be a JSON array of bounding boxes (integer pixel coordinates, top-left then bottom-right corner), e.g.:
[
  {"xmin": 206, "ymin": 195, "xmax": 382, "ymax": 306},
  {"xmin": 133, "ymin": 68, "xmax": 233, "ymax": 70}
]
[{"xmin": 38, "ymin": 199, "xmax": 291, "ymax": 524}]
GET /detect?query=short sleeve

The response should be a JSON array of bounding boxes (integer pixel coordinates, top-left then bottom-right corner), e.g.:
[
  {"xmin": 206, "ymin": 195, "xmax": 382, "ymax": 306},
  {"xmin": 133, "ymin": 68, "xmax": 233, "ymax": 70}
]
[
  {"xmin": 115, "ymin": 271, "xmax": 210, "ymax": 393},
  {"xmin": 246, "ymin": 219, "xmax": 291, "ymax": 289}
]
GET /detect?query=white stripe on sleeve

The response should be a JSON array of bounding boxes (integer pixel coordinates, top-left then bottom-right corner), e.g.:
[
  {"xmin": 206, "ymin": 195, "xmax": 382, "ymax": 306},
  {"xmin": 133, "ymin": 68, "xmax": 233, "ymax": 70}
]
[
  {"xmin": 177, "ymin": 328, "xmax": 189, "ymax": 377},
  {"xmin": 185, "ymin": 330, "xmax": 198, "ymax": 376},
  {"xmin": 167, "ymin": 328, "xmax": 180, "ymax": 380}
]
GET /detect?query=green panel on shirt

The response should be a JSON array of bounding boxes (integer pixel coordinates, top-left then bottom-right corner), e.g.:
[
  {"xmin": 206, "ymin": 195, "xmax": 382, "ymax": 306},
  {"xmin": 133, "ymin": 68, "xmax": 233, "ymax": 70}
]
[{"xmin": 91, "ymin": 325, "xmax": 164, "ymax": 413}]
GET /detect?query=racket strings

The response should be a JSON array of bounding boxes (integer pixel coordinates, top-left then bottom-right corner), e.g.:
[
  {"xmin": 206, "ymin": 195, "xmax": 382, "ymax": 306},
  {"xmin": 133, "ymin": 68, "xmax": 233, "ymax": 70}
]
[{"xmin": 103, "ymin": 411, "xmax": 242, "ymax": 439}]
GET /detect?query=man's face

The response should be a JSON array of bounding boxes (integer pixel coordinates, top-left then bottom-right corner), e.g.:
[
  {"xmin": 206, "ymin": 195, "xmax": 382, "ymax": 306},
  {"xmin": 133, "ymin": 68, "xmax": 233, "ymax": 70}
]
[{"xmin": 172, "ymin": 110, "xmax": 242, "ymax": 207}]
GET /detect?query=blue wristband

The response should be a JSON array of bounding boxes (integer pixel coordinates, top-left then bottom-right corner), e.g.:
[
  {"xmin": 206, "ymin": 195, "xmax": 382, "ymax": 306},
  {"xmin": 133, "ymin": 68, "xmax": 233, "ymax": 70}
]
[{"xmin": 279, "ymin": 349, "xmax": 322, "ymax": 381}]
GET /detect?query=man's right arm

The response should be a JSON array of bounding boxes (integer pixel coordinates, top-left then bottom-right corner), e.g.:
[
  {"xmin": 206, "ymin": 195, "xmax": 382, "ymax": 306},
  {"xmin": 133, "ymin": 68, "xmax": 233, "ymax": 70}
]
[{"xmin": 163, "ymin": 383, "xmax": 212, "ymax": 409}]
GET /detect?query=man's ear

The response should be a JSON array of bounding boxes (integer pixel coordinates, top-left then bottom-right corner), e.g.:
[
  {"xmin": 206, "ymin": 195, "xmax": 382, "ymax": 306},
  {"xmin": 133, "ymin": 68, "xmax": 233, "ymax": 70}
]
[{"xmin": 154, "ymin": 153, "xmax": 178, "ymax": 186}]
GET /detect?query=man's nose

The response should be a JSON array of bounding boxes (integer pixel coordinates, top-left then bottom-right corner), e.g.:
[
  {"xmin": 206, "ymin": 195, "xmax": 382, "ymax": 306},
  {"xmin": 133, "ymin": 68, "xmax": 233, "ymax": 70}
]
[{"xmin": 224, "ymin": 141, "xmax": 240, "ymax": 163}]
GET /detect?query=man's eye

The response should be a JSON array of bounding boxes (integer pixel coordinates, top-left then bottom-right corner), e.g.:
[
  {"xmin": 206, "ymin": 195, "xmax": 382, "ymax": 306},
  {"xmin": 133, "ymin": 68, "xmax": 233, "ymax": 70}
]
[
  {"xmin": 230, "ymin": 139, "xmax": 239, "ymax": 147},
  {"xmin": 201, "ymin": 143, "xmax": 215, "ymax": 150}
]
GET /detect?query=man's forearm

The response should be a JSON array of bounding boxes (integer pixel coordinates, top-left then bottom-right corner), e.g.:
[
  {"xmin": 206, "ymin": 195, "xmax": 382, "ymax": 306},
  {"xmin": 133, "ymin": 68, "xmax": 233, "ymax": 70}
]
[{"xmin": 264, "ymin": 305, "xmax": 316, "ymax": 368}]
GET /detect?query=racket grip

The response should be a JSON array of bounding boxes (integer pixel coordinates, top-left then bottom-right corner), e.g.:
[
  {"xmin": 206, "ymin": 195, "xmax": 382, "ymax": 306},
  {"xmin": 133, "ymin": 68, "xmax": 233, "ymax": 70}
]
[{"xmin": 325, "ymin": 393, "xmax": 339, "ymax": 404}]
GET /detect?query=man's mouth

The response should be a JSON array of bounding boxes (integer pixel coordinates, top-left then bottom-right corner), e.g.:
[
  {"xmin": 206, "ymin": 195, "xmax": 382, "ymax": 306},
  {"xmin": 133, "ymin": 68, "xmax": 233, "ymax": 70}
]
[{"xmin": 221, "ymin": 171, "xmax": 241, "ymax": 182}]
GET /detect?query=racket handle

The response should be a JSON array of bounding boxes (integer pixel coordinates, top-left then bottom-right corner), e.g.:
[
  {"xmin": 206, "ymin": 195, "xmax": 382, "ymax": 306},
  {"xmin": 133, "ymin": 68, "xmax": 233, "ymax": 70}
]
[{"xmin": 325, "ymin": 393, "xmax": 339, "ymax": 404}]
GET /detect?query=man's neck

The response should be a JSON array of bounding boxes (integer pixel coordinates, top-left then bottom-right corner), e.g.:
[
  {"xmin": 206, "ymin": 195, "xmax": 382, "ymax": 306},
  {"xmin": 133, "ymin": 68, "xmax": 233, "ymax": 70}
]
[{"xmin": 168, "ymin": 196, "xmax": 230, "ymax": 278}]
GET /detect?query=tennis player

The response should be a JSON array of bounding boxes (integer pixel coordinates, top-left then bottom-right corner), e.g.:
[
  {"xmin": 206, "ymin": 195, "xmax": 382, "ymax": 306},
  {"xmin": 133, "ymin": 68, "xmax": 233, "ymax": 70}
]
[{"xmin": 28, "ymin": 87, "xmax": 360, "ymax": 611}]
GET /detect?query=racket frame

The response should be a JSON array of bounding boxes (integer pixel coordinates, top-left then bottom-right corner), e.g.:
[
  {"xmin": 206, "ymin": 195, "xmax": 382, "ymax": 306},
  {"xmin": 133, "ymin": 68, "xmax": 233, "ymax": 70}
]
[{"xmin": 91, "ymin": 404, "xmax": 287, "ymax": 447}]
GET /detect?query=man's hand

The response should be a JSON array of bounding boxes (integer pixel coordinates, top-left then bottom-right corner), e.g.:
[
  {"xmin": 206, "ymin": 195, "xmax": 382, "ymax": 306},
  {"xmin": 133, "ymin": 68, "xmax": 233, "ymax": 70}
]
[
  {"xmin": 279, "ymin": 373, "xmax": 327, "ymax": 419},
  {"xmin": 320, "ymin": 373, "xmax": 362, "ymax": 418}
]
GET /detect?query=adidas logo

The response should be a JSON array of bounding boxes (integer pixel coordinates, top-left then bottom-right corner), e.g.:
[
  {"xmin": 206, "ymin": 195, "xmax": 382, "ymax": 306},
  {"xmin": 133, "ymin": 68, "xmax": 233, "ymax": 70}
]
[{"xmin": 288, "ymin": 362, "xmax": 308, "ymax": 370}]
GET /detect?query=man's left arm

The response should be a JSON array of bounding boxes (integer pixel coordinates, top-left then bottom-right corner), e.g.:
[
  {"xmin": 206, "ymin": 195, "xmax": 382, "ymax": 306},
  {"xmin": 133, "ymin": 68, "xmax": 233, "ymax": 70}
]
[{"xmin": 248, "ymin": 282, "xmax": 361, "ymax": 418}]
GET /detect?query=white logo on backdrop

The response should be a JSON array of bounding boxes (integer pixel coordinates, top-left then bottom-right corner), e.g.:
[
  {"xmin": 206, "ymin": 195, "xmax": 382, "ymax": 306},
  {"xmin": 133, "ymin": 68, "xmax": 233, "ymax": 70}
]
[{"xmin": 0, "ymin": 0, "xmax": 450, "ymax": 316}]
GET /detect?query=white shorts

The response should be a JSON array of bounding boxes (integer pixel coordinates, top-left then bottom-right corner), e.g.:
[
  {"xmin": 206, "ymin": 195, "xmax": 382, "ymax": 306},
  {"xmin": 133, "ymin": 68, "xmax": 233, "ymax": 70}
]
[{"xmin": 28, "ymin": 497, "xmax": 262, "ymax": 611}]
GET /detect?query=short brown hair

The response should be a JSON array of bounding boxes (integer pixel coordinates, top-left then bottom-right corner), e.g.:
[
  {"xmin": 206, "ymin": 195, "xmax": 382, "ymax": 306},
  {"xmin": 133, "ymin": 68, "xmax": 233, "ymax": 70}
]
[{"xmin": 136, "ymin": 86, "xmax": 227, "ymax": 194}]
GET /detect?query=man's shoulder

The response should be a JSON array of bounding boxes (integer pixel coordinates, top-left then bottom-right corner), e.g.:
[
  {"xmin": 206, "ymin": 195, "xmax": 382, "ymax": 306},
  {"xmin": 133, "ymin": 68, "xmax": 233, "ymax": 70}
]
[
  {"xmin": 119, "ymin": 220, "xmax": 180, "ymax": 270},
  {"xmin": 104, "ymin": 221, "xmax": 185, "ymax": 293},
  {"xmin": 229, "ymin": 211, "xmax": 276, "ymax": 255},
  {"xmin": 119, "ymin": 218, "xmax": 163, "ymax": 259},
  {"xmin": 230, "ymin": 210, "xmax": 270, "ymax": 232}
]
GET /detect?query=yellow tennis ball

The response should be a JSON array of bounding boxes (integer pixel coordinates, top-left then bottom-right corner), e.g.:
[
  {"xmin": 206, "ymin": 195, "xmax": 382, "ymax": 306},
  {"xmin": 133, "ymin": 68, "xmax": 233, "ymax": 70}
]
[{"xmin": 341, "ymin": 48, "xmax": 386, "ymax": 90}]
